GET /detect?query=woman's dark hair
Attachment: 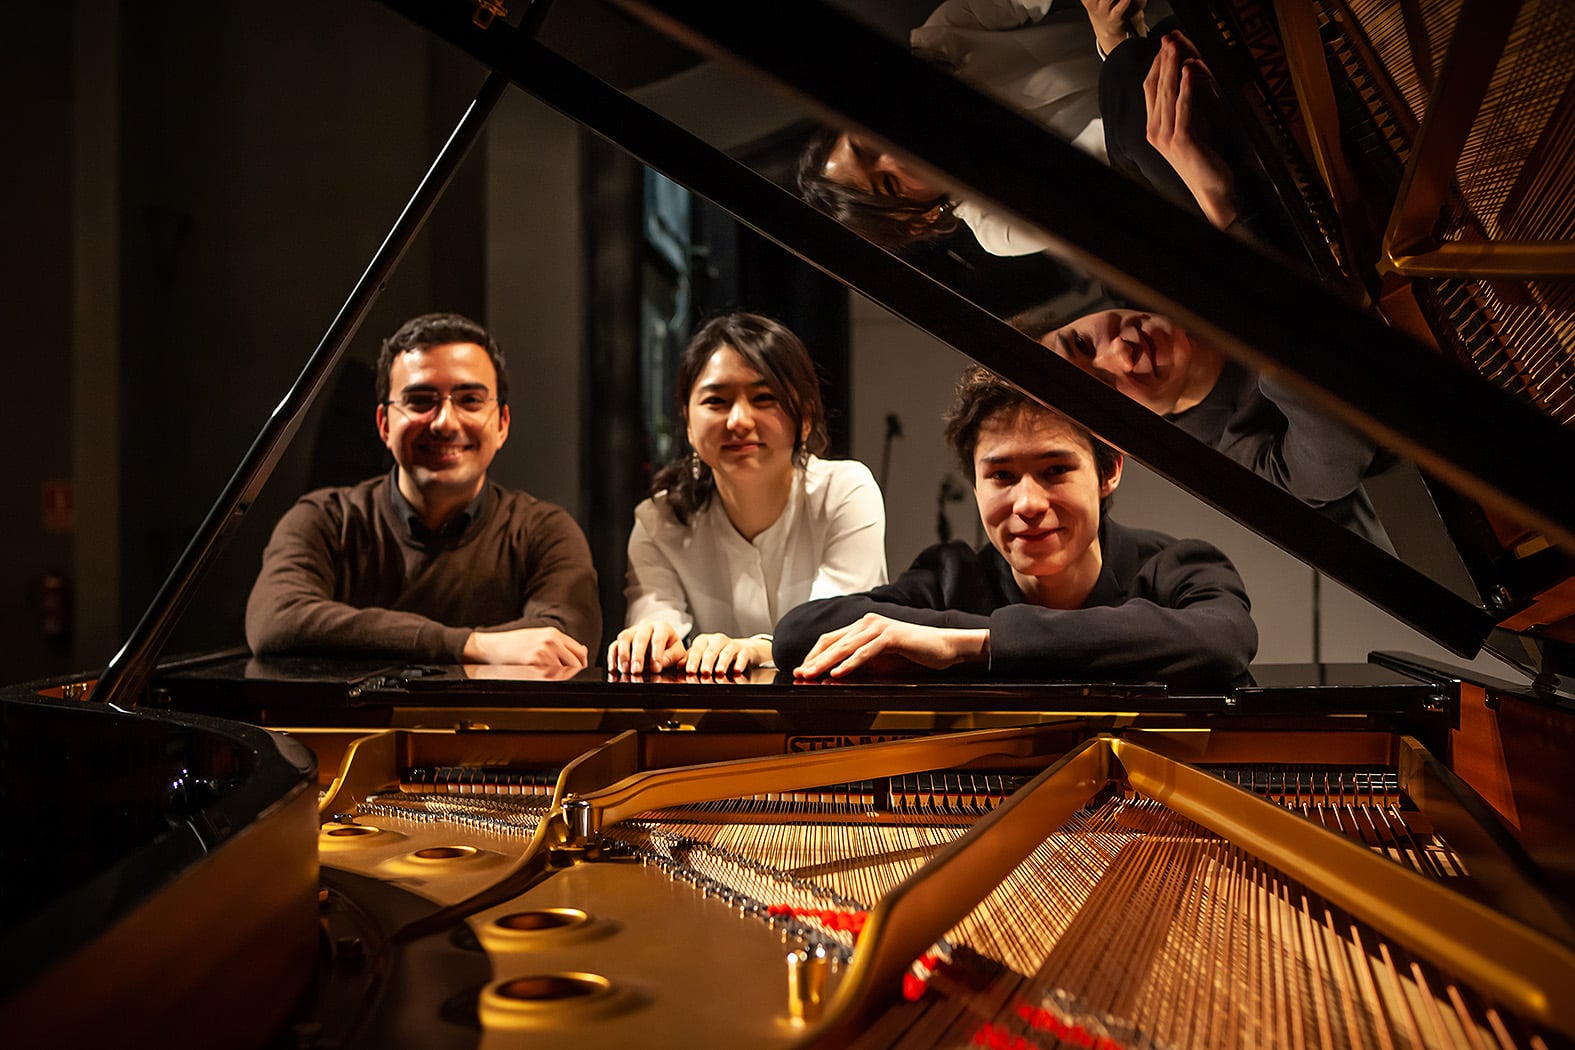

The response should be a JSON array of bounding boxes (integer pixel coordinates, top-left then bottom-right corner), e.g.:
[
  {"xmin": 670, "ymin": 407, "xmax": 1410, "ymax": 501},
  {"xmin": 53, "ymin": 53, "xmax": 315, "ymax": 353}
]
[
  {"xmin": 794, "ymin": 126, "xmax": 960, "ymax": 251},
  {"xmin": 376, "ymin": 312, "xmax": 509, "ymax": 407},
  {"xmin": 942, "ymin": 365, "xmax": 1122, "ymax": 512},
  {"xmin": 652, "ymin": 311, "xmax": 830, "ymax": 525}
]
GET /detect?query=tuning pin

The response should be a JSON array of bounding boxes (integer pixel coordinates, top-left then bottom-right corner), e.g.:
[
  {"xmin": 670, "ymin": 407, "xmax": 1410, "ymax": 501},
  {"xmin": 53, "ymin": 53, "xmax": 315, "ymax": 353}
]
[{"xmin": 786, "ymin": 944, "xmax": 829, "ymax": 1023}]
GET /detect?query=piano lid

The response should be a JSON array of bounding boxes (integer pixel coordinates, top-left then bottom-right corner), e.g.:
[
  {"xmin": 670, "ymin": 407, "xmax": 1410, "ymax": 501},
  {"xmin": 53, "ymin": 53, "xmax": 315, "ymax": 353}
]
[{"xmin": 368, "ymin": 0, "xmax": 1575, "ymax": 684}]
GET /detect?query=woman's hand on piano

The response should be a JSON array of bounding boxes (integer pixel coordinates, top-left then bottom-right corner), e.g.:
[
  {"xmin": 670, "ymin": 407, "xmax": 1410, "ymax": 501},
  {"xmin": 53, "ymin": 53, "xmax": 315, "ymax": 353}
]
[
  {"xmin": 684, "ymin": 633, "xmax": 773, "ymax": 678},
  {"xmin": 793, "ymin": 614, "xmax": 989, "ymax": 679},
  {"xmin": 606, "ymin": 619, "xmax": 687, "ymax": 675}
]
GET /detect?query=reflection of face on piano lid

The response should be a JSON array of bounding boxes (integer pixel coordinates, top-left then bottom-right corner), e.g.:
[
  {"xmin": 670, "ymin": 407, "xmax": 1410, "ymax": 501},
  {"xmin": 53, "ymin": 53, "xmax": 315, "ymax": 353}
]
[
  {"xmin": 820, "ymin": 132, "xmax": 944, "ymax": 202},
  {"xmin": 1041, "ymin": 309, "xmax": 1226, "ymax": 417}
]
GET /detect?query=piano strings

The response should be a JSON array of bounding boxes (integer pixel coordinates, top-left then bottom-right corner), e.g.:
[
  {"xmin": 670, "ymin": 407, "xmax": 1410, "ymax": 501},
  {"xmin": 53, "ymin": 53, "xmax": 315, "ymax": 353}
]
[
  {"xmin": 1307, "ymin": 0, "xmax": 1575, "ymax": 422},
  {"xmin": 897, "ymin": 795, "xmax": 1545, "ymax": 1050},
  {"xmin": 311, "ymin": 734, "xmax": 1568, "ymax": 1049}
]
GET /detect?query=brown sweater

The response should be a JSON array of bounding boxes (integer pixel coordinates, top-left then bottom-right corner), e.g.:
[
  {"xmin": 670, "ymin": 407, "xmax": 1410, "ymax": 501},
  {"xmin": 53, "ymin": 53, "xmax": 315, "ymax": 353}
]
[{"xmin": 244, "ymin": 475, "xmax": 600, "ymax": 661}]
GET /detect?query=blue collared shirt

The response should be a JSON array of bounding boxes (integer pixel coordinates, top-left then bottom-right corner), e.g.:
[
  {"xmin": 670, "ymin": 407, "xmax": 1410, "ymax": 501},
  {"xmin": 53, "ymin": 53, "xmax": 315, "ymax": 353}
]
[{"xmin": 385, "ymin": 468, "xmax": 489, "ymax": 548}]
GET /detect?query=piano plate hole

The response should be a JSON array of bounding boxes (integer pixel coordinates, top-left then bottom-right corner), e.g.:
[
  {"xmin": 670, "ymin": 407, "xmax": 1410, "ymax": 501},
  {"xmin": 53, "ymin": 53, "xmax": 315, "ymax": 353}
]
[
  {"xmin": 325, "ymin": 825, "xmax": 379, "ymax": 837},
  {"xmin": 495, "ymin": 973, "xmax": 611, "ymax": 1003},
  {"xmin": 413, "ymin": 845, "xmax": 477, "ymax": 861},
  {"xmin": 496, "ymin": 908, "xmax": 589, "ymax": 932}
]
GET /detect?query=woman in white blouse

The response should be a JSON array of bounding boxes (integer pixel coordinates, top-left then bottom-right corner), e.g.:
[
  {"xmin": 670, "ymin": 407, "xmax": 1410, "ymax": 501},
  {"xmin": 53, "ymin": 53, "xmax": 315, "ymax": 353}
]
[{"xmin": 606, "ymin": 312, "xmax": 889, "ymax": 676}]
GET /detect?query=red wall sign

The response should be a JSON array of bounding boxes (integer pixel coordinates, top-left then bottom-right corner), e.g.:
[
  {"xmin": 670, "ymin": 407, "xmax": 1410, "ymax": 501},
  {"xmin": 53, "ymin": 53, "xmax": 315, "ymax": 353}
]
[{"xmin": 43, "ymin": 480, "xmax": 74, "ymax": 533}]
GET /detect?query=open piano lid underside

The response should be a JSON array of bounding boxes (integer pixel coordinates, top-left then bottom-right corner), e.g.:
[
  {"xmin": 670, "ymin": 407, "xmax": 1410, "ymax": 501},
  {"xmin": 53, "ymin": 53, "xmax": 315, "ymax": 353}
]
[{"xmin": 374, "ymin": 0, "xmax": 1575, "ymax": 688}]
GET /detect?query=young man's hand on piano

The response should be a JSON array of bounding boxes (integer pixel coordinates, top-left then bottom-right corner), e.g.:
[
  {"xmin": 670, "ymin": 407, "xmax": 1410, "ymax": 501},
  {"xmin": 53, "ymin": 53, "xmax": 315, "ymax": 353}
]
[{"xmin": 793, "ymin": 614, "xmax": 988, "ymax": 679}]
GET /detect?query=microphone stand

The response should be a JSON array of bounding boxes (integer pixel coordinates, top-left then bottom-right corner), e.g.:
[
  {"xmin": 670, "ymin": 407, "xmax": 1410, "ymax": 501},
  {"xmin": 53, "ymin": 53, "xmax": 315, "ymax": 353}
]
[{"xmin": 879, "ymin": 412, "xmax": 902, "ymax": 493}]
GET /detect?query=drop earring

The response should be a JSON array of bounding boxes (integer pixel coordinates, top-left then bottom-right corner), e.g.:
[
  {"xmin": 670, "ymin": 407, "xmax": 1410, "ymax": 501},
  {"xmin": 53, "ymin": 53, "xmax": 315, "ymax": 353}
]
[{"xmin": 689, "ymin": 451, "xmax": 702, "ymax": 480}]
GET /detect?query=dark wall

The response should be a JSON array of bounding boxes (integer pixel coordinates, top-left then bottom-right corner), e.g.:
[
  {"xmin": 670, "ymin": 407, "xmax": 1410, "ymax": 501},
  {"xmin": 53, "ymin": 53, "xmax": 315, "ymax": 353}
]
[
  {"xmin": 3, "ymin": 9, "xmax": 75, "ymax": 679},
  {"xmin": 12, "ymin": 3, "xmax": 865, "ymax": 679},
  {"xmin": 113, "ymin": 2, "xmax": 488, "ymax": 657}
]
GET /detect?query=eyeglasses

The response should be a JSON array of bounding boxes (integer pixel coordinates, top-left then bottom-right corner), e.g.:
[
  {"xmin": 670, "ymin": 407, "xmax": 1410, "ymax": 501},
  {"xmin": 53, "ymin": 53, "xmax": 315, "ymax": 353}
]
[{"xmin": 385, "ymin": 391, "xmax": 497, "ymax": 420}]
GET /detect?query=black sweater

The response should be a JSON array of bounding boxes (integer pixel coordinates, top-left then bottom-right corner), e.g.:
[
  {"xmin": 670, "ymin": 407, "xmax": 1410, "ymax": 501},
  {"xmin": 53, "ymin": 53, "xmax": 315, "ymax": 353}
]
[{"xmin": 773, "ymin": 519, "xmax": 1256, "ymax": 687}]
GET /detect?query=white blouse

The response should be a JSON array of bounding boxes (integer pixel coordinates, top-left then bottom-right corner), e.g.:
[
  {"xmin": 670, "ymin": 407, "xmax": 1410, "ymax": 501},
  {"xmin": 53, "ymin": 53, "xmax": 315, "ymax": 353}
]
[
  {"xmin": 622, "ymin": 457, "xmax": 889, "ymax": 655},
  {"xmin": 911, "ymin": 0, "xmax": 1109, "ymax": 256}
]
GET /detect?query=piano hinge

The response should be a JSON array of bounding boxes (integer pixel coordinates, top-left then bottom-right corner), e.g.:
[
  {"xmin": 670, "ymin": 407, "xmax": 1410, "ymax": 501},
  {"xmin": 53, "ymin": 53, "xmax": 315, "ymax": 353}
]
[
  {"xmin": 472, "ymin": 0, "xmax": 507, "ymax": 29},
  {"xmin": 58, "ymin": 680, "xmax": 92, "ymax": 701}
]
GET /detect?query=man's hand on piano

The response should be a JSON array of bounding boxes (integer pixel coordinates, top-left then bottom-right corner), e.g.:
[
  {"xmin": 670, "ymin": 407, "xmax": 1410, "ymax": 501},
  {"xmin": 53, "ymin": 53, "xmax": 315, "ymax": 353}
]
[
  {"xmin": 792, "ymin": 614, "xmax": 989, "ymax": 679},
  {"xmin": 684, "ymin": 633, "xmax": 773, "ymax": 678},
  {"xmin": 1143, "ymin": 30, "xmax": 1239, "ymax": 231},
  {"xmin": 606, "ymin": 619, "xmax": 687, "ymax": 675},
  {"xmin": 462, "ymin": 625, "xmax": 589, "ymax": 672}
]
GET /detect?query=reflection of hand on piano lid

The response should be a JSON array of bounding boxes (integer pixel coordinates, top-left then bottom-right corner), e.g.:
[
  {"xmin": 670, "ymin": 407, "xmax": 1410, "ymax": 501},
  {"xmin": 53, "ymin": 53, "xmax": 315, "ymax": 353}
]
[
  {"xmin": 460, "ymin": 659, "xmax": 585, "ymax": 682},
  {"xmin": 603, "ymin": 663, "xmax": 778, "ymax": 685},
  {"xmin": 1100, "ymin": 15, "xmax": 1304, "ymax": 258},
  {"xmin": 1140, "ymin": 30, "xmax": 1239, "ymax": 230}
]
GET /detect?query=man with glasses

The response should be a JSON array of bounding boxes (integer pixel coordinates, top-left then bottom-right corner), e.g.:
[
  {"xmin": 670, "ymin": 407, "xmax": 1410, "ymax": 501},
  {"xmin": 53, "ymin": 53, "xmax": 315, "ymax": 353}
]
[{"xmin": 245, "ymin": 313, "xmax": 600, "ymax": 672}]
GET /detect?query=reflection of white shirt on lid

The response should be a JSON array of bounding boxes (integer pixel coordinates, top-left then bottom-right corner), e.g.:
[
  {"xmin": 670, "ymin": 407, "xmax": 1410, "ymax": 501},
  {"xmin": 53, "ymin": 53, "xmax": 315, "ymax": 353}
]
[
  {"xmin": 622, "ymin": 457, "xmax": 889, "ymax": 661},
  {"xmin": 910, "ymin": 0, "xmax": 1109, "ymax": 256}
]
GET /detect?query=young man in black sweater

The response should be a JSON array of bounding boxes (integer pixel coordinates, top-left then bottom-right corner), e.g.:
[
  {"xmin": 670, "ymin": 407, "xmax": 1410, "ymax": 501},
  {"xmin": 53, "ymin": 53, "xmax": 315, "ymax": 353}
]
[{"xmin": 774, "ymin": 365, "xmax": 1256, "ymax": 686}]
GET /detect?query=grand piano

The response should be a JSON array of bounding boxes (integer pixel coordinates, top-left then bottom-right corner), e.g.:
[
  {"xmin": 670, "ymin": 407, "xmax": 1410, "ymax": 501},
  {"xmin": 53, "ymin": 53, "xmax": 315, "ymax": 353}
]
[{"xmin": 5, "ymin": 1, "xmax": 1575, "ymax": 1048}]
